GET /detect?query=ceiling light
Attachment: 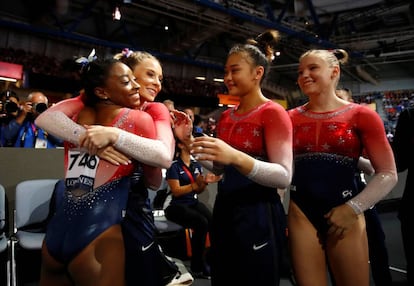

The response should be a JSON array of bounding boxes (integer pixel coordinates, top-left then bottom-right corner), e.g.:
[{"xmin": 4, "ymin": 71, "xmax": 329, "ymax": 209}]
[
  {"xmin": 113, "ymin": 6, "xmax": 121, "ymax": 21},
  {"xmin": 213, "ymin": 78, "xmax": 224, "ymax": 82},
  {"xmin": 195, "ymin": 76, "xmax": 205, "ymax": 80},
  {"xmin": 164, "ymin": 25, "xmax": 169, "ymax": 31},
  {"xmin": 0, "ymin": 76, "xmax": 17, "ymax": 82}
]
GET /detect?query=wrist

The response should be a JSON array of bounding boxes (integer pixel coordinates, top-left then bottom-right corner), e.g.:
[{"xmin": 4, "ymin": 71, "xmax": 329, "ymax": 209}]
[
  {"xmin": 114, "ymin": 129, "xmax": 125, "ymax": 147},
  {"xmin": 346, "ymin": 199, "xmax": 363, "ymax": 215}
]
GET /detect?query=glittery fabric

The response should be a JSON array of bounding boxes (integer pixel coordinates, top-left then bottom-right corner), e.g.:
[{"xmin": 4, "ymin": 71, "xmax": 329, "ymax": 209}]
[
  {"xmin": 35, "ymin": 96, "xmax": 86, "ymax": 145},
  {"xmin": 44, "ymin": 108, "xmax": 155, "ymax": 264},
  {"xmin": 217, "ymin": 100, "xmax": 292, "ymax": 190},
  {"xmin": 45, "ymin": 177, "xmax": 130, "ymax": 263},
  {"xmin": 36, "ymin": 96, "xmax": 173, "ymax": 170},
  {"xmin": 288, "ymin": 103, "xmax": 397, "ymax": 229},
  {"xmin": 211, "ymin": 100, "xmax": 291, "ymax": 286}
]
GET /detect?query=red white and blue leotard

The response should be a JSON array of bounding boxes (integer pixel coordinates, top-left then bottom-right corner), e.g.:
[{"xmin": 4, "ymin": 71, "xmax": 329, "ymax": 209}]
[
  {"xmin": 288, "ymin": 103, "xmax": 391, "ymax": 234},
  {"xmin": 211, "ymin": 100, "xmax": 291, "ymax": 286},
  {"xmin": 45, "ymin": 108, "xmax": 155, "ymax": 264}
]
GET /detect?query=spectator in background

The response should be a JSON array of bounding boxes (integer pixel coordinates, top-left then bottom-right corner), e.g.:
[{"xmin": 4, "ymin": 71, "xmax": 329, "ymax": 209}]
[
  {"xmin": 163, "ymin": 99, "xmax": 175, "ymax": 112},
  {"xmin": 165, "ymin": 129, "xmax": 218, "ymax": 279},
  {"xmin": 1, "ymin": 90, "xmax": 24, "ymax": 147},
  {"xmin": 183, "ymin": 108, "xmax": 195, "ymax": 123},
  {"xmin": 163, "ymin": 99, "xmax": 176, "ymax": 127},
  {"xmin": 206, "ymin": 117, "xmax": 216, "ymax": 137},
  {"xmin": 193, "ymin": 114, "xmax": 206, "ymax": 136},
  {"xmin": 14, "ymin": 91, "xmax": 63, "ymax": 148},
  {"xmin": 392, "ymin": 106, "xmax": 414, "ymax": 285}
]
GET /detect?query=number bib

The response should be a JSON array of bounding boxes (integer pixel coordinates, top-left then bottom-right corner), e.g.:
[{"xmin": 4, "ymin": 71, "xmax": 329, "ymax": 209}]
[{"xmin": 66, "ymin": 149, "xmax": 100, "ymax": 196}]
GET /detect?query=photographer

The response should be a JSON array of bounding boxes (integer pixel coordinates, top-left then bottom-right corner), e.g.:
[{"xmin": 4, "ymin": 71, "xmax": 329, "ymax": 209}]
[
  {"xmin": 13, "ymin": 91, "xmax": 63, "ymax": 148},
  {"xmin": 0, "ymin": 90, "xmax": 29, "ymax": 147}
]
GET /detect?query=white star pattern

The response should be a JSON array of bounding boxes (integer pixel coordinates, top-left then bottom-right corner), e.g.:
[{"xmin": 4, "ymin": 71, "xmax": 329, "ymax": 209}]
[
  {"xmin": 236, "ymin": 126, "xmax": 243, "ymax": 134},
  {"xmin": 322, "ymin": 143, "xmax": 330, "ymax": 150},
  {"xmin": 327, "ymin": 123, "xmax": 337, "ymax": 131},
  {"xmin": 253, "ymin": 128, "xmax": 260, "ymax": 137},
  {"xmin": 244, "ymin": 140, "xmax": 252, "ymax": 149}
]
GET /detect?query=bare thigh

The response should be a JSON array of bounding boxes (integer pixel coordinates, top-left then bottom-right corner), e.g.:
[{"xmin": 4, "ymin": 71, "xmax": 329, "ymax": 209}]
[
  {"xmin": 68, "ymin": 224, "xmax": 126, "ymax": 286},
  {"xmin": 326, "ymin": 215, "xmax": 369, "ymax": 286},
  {"xmin": 288, "ymin": 201, "xmax": 329, "ymax": 286},
  {"xmin": 39, "ymin": 241, "xmax": 73, "ymax": 286}
]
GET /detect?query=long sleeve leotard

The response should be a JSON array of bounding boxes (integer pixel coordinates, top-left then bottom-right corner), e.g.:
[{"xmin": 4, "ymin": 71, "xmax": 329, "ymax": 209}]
[
  {"xmin": 288, "ymin": 103, "xmax": 397, "ymax": 233},
  {"xmin": 45, "ymin": 108, "xmax": 156, "ymax": 263}
]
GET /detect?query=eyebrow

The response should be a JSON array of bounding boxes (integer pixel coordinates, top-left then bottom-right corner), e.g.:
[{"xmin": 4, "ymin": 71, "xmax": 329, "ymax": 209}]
[{"xmin": 111, "ymin": 73, "xmax": 130, "ymax": 79}]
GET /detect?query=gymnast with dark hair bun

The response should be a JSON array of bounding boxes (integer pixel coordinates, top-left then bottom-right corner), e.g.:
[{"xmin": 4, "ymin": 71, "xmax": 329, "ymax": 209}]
[{"xmin": 192, "ymin": 29, "xmax": 293, "ymax": 285}]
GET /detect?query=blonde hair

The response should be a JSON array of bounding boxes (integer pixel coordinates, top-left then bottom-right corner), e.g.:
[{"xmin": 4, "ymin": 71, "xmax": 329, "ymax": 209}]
[
  {"xmin": 300, "ymin": 49, "xmax": 349, "ymax": 86},
  {"xmin": 299, "ymin": 49, "xmax": 349, "ymax": 67},
  {"xmin": 113, "ymin": 49, "xmax": 160, "ymax": 70}
]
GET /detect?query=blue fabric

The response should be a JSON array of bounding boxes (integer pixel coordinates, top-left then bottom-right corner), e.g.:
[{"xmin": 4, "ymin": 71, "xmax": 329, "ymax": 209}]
[
  {"xmin": 1, "ymin": 119, "xmax": 21, "ymax": 147},
  {"xmin": 166, "ymin": 157, "xmax": 202, "ymax": 206},
  {"xmin": 45, "ymin": 177, "xmax": 130, "ymax": 264},
  {"xmin": 14, "ymin": 121, "xmax": 62, "ymax": 148}
]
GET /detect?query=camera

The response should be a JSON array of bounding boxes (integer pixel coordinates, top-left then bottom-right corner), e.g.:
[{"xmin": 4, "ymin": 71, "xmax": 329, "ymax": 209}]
[
  {"xmin": 32, "ymin": 102, "xmax": 48, "ymax": 114},
  {"xmin": 1, "ymin": 90, "xmax": 19, "ymax": 114},
  {"xmin": 3, "ymin": 100, "xmax": 19, "ymax": 114}
]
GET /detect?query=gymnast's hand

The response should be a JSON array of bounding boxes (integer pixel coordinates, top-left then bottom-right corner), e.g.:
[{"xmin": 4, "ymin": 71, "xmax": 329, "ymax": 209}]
[
  {"xmin": 191, "ymin": 136, "xmax": 238, "ymax": 166},
  {"xmin": 96, "ymin": 145, "xmax": 131, "ymax": 166},
  {"xmin": 79, "ymin": 125, "xmax": 119, "ymax": 155},
  {"xmin": 324, "ymin": 203, "xmax": 359, "ymax": 239},
  {"xmin": 172, "ymin": 110, "xmax": 193, "ymax": 142}
]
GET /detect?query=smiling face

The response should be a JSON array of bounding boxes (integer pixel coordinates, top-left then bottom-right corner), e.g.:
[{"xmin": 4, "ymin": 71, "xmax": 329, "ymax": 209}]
[
  {"xmin": 297, "ymin": 54, "xmax": 339, "ymax": 96},
  {"xmin": 224, "ymin": 52, "xmax": 260, "ymax": 98},
  {"xmin": 132, "ymin": 58, "xmax": 163, "ymax": 103},
  {"xmin": 103, "ymin": 62, "xmax": 141, "ymax": 109}
]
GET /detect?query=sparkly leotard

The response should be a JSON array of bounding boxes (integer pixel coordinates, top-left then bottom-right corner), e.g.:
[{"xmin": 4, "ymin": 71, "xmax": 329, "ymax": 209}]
[
  {"xmin": 36, "ymin": 96, "xmax": 179, "ymax": 285},
  {"xmin": 211, "ymin": 100, "xmax": 291, "ymax": 286},
  {"xmin": 45, "ymin": 108, "xmax": 155, "ymax": 264},
  {"xmin": 288, "ymin": 103, "xmax": 392, "ymax": 234}
]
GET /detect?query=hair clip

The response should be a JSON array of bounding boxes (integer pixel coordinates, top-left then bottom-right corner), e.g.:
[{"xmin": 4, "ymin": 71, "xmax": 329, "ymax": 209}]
[
  {"xmin": 122, "ymin": 48, "xmax": 133, "ymax": 58},
  {"xmin": 75, "ymin": 49, "xmax": 97, "ymax": 65}
]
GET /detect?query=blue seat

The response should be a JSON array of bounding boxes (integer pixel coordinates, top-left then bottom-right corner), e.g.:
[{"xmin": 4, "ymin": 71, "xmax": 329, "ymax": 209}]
[
  {"xmin": 11, "ymin": 178, "xmax": 61, "ymax": 286},
  {"xmin": 0, "ymin": 183, "xmax": 10, "ymax": 286},
  {"xmin": 0, "ymin": 184, "xmax": 8, "ymax": 254}
]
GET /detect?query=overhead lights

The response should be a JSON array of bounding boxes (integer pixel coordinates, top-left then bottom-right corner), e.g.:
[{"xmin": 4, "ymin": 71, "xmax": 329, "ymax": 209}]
[
  {"xmin": 195, "ymin": 76, "xmax": 206, "ymax": 81},
  {"xmin": 113, "ymin": 6, "xmax": 121, "ymax": 21},
  {"xmin": 213, "ymin": 78, "xmax": 224, "ymax": 82},
  {"xmin": 0, "ymin": 76, "xmax": 17, "ymax": 82}
]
